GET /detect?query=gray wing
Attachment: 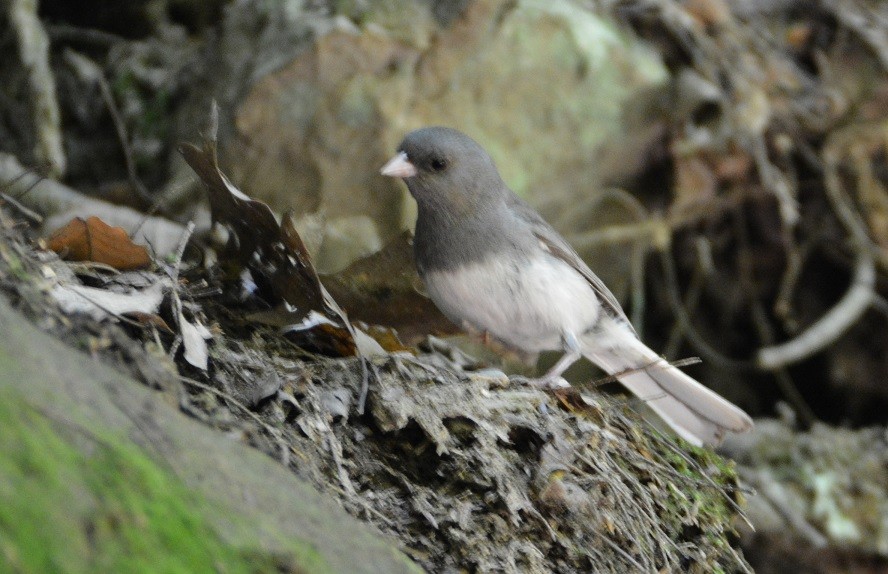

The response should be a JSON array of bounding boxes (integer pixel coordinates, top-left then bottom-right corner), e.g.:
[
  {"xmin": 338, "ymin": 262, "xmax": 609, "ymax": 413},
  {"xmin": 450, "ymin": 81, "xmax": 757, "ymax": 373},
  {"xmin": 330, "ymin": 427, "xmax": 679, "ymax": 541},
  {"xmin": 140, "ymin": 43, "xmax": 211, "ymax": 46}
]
[{"xmin": 509, "ymin": 197, "xmax": 635, "ymax": 332}]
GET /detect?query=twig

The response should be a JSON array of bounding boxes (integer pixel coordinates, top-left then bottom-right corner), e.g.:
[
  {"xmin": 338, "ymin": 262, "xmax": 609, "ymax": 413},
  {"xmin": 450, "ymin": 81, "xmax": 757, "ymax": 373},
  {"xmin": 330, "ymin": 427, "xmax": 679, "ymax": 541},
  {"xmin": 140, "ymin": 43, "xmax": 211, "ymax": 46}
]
[
  {"xmin": 0, "ymin": 191, "xmax": 43, "ymax": 223},
  {"xmin": 63, "ymin": 49, "xmax": 152, "ymax": 205},
  {"xmin": 568, "ymin": 188, "xmax": 775, "ymax": 252},
  {"xmin": 756, "ymin": 142, "xmax": 877, "ymax": 369},
  {"xmin": 7, "ymin": 0, "xmax": 66, "ymax": 176},
  {"xmin": 732, "ymin": 208, "xmax": 815, "ymax": 423},
  {"xmin": 586, "ymin": 357, "xmax": 702, "ymax": 388},
  {"xmin": 327, "ymin": 432, "xmax": 356, "ymax": 496},
  {"xmin": 660, "ymin": 248, "xmax": 757, "ymax": 371},
  {"xmin": 663, "ymin": 239, "xmax": 708, "ymax": 359},
  {"xmin": 165, "ymin": 223, "xmax": 195, "ymax": 362},
  {"xmin": 46, "ymin": 23, "xmax": 124, "ymax": 47},
  {"xmin": 168, "ymin": 334, "xmax": 182, "ymax": 360},
  {"xmin": 757, "ymin": 252, "xmax": 875, "ymax": 369},
  {"xmin": 773, "ymin": 238, "xmax": 808, "ymax": 332},
  {"xmin": 751, "ymin": 135, "xmax": 799, "ymax": 226},
  {"xmin": 167, "ymin": 221, "xmax": 196, "ymax": 283},
  {"xmin": 7, "ymin": 168, "xmax": 45, "ymax": 203}
]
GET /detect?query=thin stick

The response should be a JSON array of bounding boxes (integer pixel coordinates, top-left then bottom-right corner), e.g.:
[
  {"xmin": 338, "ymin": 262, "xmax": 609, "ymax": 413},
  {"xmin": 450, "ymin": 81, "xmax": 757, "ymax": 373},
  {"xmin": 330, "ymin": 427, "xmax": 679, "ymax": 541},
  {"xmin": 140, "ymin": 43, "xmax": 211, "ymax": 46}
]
[
  {"xmin": 660, "ymin": 249, "xmax": 756, "ymax": 371},
  {"xmin": 0, "ymin": 191, "xmax": 43, "ymax": 223},
  {"xmin": 586, "ymin": 357, "xmax": 702, "ymax": 388},
  {"xmin": 756, "ymin": 143, "xmax": 877, "ymax": 369}
]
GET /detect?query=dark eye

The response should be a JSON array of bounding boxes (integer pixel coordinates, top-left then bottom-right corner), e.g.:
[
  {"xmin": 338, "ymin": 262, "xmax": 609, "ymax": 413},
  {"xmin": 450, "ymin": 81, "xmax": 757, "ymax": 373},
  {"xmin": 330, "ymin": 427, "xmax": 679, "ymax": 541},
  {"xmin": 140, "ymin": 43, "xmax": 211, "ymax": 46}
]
[{"xmin": 430, "ymin": 157, "xmax": 447, "ymax": 171}]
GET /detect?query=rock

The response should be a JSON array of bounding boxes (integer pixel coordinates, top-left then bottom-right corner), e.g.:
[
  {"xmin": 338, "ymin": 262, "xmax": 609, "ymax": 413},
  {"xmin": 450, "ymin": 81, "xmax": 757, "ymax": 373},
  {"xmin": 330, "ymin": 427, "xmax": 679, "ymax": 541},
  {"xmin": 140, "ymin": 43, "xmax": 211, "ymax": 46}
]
[
  {"xmin": 0, "ymin": 297, "xmax": 420, "ymax": 574},
  {"xmin": 226, "ymin": 0, "xmax": 667, "ymax": 269}
]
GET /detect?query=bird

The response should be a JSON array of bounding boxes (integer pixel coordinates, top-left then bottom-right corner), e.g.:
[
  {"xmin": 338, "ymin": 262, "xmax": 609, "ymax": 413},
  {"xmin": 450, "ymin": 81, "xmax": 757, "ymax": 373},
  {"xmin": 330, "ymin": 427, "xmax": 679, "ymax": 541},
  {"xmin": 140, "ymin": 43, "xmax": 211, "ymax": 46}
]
[{"xmin": 380, "ymin": 126, "xmax": 753, "ymax": 446}]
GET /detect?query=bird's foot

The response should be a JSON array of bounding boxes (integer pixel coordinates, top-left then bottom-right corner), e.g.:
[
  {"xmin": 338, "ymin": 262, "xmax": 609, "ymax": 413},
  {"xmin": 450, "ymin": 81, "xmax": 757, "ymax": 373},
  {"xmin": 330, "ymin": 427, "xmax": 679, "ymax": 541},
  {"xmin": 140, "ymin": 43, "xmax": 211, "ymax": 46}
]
[{"xmin": 511, "ymin": 374, "xmax": 572, "ymax": 390}]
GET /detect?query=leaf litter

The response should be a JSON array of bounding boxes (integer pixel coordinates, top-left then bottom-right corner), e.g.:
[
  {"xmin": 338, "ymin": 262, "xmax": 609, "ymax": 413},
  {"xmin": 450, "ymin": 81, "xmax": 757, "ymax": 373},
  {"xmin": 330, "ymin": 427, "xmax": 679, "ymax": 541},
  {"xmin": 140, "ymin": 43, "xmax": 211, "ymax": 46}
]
[{"xmin": 1, "ymin": 105, "xmax": 754, "ymax": 573}]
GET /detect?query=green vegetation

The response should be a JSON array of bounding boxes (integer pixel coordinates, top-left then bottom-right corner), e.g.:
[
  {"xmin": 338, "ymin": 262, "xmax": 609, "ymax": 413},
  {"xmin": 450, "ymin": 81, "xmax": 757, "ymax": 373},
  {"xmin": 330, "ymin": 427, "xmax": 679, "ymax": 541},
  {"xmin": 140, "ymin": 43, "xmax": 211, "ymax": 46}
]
[{"xmin": 0, "ymin": 388, "xmax": 319, "ymax": 574}]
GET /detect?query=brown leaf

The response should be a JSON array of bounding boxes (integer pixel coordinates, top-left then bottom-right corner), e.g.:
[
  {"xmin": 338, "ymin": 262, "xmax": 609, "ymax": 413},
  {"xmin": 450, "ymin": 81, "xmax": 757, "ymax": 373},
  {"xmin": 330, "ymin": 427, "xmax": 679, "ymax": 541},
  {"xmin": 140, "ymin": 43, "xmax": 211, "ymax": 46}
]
[
  {"xmin": 358, "ymin": 324, "xmax": 412, "ymax": 353},
  {"xmin": 179, "ymin": 110, "xmax": 318, "ymax": 311},
  {"xmin": 323, "ymin": 230, "xmax": 458, "ymax": 345},
  {"xmin": 180, "ymin": 105, "xmax": 359, "ymax": 357},
  {"xmin": 179, "ymin": 142, "xmax": 280, "ymax": 264},
  {"xmin": 123, "ymin": 312, "xmax": 173, "ymax": 334},
  {"xmin": 282, "ymin": 311, "xmax": 358, "ymax": 357},
  {"xmin": 46, "ymin": 216, "xmax": 150, "ymax": 270},
  {"xmin": 552, "ymin": 387, "xmax": 605, "ymax": 424}
]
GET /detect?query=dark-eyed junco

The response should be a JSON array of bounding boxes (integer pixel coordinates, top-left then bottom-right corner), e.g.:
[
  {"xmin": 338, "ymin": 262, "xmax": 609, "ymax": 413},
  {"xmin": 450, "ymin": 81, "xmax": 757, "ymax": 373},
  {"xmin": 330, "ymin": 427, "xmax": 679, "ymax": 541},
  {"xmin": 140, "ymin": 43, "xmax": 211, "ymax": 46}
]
[{"xmin": 380, "ymin": 127, "xmax": 752, "ymax": 446}]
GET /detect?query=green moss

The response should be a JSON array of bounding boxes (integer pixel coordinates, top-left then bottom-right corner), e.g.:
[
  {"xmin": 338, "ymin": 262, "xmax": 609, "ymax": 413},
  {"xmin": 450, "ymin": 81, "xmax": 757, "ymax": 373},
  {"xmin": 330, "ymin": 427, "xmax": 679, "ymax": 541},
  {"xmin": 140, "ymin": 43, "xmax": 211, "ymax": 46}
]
[
  {"xmin": 652, "ymin": 436, "xmax": 743, "ymax": 550},
  {"xmin": 0, "ymin": 243, "xmax": 27, "ymax": 280},
  {"xmin": 0, "ymin": 389, "xmax": 324, "ymax": 574}
]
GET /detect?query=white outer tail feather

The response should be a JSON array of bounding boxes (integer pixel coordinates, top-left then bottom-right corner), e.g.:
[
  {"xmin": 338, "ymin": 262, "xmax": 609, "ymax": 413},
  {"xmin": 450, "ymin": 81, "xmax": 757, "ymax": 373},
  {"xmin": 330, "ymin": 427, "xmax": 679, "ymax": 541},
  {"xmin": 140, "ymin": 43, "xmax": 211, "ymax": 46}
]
[{"xmin": 580, "ymin": 321, "xmax": 753, "ymax": 447}]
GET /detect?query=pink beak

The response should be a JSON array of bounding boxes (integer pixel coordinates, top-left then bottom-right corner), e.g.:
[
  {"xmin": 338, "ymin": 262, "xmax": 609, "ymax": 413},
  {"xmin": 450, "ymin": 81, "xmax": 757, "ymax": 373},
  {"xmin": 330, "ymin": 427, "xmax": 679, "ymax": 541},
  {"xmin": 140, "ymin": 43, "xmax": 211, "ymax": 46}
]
[{"xmin": 380, "ymin": 152, "xmax": 418, "ymax": 178}]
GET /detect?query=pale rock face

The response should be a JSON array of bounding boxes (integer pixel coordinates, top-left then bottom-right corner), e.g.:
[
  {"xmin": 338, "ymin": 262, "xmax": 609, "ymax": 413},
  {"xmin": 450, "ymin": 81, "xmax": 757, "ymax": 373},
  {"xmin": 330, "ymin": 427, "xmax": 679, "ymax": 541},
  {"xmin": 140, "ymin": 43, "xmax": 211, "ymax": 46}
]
[{"xmin": 229, "ymin": 0, "xmax": 666, "ymax": 270}]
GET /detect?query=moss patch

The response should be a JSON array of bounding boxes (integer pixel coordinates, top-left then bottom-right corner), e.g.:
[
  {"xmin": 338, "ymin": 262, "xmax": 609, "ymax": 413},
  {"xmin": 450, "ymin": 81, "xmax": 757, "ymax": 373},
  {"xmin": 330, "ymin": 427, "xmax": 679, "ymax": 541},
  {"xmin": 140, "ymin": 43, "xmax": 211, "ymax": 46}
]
[{"xmin": 0, "ymin": 387, "xmax": 322, "ymax": 574}]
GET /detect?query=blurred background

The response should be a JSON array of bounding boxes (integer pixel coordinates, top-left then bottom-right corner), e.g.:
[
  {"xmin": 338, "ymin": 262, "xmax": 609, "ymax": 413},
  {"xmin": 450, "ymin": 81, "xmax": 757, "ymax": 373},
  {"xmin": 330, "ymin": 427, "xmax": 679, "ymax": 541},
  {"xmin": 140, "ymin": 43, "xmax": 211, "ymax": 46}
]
[{"xmin": 2, "ymin": 0, "xmax": 887, "ymax": 571}]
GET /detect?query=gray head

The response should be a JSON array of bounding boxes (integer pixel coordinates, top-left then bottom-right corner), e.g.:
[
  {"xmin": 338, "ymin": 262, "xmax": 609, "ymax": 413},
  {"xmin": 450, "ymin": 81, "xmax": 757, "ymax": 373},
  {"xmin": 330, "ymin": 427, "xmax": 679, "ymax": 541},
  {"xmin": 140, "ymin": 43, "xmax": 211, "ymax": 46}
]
[
  {"xmin": 381, "ymin": 127, "xmax": 532, "ymax": 270},
  {"xmin": 380, "ymin": 127, "xmax": 507, "ymax": 217}
]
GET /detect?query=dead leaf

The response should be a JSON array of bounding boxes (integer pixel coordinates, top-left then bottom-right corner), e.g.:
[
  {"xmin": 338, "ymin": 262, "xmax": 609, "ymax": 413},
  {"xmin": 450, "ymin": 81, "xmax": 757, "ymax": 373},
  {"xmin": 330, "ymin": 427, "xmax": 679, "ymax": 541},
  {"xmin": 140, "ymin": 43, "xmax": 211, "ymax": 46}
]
[
  {"xmin": 180, "ymin": 104, "xmax": 359, "ymax": 357},
  {"xmin": 46, "ymin": 216, "xmax": 151, "ymax": 270},
  {"xmin": 280, "ymin": 309, "xmax": 357, "ymax": 357},
  {"xmin": 50, "ymin": 280, "xmax": 166, "ymax": 321},
  {"xmin": 123, "ymin": 311, "xmax": 173, "ymax": 333},
  {"xmin": 358, "ymin": 324, "xmax": 412, "ymax": 353},
  {"xmin": 324, "ymin": 230, "xmax": 458, "ymax": 345},
  {"xmin": 179, "ymin": 310, "xmax": 212, "ymax": 370}
]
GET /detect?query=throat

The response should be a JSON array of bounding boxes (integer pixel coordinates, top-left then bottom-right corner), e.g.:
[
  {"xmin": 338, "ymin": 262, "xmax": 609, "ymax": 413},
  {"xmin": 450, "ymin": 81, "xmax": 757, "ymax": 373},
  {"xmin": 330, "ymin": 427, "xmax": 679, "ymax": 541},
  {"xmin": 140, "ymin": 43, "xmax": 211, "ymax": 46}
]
[{"xmin": 413, "ymin": 204, "xmax": 512, "ymax": 273}]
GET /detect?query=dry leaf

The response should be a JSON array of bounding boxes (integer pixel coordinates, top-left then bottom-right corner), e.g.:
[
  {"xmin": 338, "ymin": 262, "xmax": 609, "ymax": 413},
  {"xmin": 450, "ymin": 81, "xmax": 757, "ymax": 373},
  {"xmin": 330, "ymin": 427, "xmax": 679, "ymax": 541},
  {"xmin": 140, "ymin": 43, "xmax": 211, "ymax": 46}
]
[
  {"xmin": 123, "ymin": 312, "xmax": 173, "ymax": 333},
  {"xmin": 50, "ymin": 281, "xmax": 165, "ymax": 321},
  {"xmin": 179, "ymin": 310, "xmax": 212, "ymax": 370},
  {"xmin": 324, "ymin": 230, "xmax": 458, "ymax": 345},
  {"xmin": 46, "ymin": 216, "xmax": 151, "ymax": 270},
  {"xmin": 180, "ymin": 104, "xmax": 360, "ymax": 357}
]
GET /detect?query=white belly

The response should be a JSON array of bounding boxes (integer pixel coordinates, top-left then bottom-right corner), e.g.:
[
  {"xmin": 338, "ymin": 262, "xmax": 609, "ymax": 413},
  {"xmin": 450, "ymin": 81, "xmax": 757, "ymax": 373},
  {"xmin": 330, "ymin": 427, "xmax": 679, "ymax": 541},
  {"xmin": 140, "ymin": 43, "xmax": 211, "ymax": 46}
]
[{"xmin": 423, "ymin": 255, "xmax": 600, "ymax": 352}]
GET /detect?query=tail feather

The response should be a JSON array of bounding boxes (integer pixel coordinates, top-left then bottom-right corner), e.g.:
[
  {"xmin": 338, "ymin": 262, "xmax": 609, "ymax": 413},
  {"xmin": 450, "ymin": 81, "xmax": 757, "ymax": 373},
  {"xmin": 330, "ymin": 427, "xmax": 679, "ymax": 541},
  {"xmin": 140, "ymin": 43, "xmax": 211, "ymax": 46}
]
[{"xmin": 580, "ymin": 323, "xmax": 753, "ymax": 447}]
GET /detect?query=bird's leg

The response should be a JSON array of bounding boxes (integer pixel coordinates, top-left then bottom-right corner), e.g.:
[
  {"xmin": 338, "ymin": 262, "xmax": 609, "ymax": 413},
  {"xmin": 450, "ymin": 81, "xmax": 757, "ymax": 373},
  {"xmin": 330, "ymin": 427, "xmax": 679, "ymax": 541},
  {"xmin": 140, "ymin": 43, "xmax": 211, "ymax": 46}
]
[
  {"xmin": 545, "ymin": 331, "xmax": 583, "ymax": 380},
  {"xmin": 516, "ymin": 332, "xmax": 581, "ymax": 389}
]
